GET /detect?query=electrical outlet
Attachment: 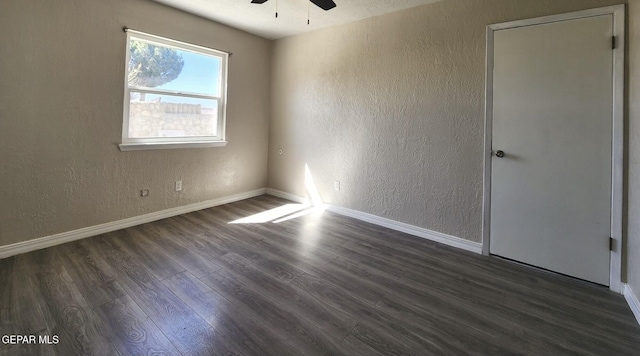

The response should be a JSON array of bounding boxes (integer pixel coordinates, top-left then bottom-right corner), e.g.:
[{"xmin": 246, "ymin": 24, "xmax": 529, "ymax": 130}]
[
  {"xmin": 334, "ymin": 180, "xmax": 341, "ymax": 192},
  {"xmin": 140, "ymin": 189, "xmax": 149, "ymax": 197},
  {"xmin": 175, "ymin": 180, "xmax": 182, "ymax": 192}
]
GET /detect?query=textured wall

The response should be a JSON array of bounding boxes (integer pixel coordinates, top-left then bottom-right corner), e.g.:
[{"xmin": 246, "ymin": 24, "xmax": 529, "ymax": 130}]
[
  {"xmin": 268, "ymin": 0, "xmax": 625, "ymax": 243},
  {"xmin": 627, "ymin": 0, "xmax": 640, "ymax": 293},
  {"xmin": 0, "ymin": 0, "xmax": 271, "ymax": 246}
]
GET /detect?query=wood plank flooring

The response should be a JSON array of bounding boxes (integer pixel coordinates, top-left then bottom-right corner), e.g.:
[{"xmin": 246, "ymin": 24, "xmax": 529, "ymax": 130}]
[{"xmin": 1, "ymin": 194, "xmax": 639, "ymax": 355}]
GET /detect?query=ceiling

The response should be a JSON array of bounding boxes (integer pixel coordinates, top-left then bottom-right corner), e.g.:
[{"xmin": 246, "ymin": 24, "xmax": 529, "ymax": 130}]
[{"xmin": 151, "ymin": 0, "xmax": 443, "ymax": 40}]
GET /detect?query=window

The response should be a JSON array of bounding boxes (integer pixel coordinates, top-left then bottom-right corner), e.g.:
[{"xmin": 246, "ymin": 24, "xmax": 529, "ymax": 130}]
[{"xmin": 120, "ymin": 30, "xmax": 229, "ymax": 151}]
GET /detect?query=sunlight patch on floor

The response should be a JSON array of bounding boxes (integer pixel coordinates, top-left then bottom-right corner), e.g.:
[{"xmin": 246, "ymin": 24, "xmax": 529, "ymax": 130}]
[
  {"xmin": 229, "ymin": 163, "xmax": 326, "ymax": 225},
  {"xmin": 273, "ymin": 206, "xmax": 324, "ymax": 223},
  {"xmin": 229, "ymin": 203, "xmax": 310, "ymax": 224}
]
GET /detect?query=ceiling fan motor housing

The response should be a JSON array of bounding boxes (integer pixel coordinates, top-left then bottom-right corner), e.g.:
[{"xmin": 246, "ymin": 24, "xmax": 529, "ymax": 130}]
[{"xmin": 250, "ymin": 0, "xmax": 337, "ymax": 11}]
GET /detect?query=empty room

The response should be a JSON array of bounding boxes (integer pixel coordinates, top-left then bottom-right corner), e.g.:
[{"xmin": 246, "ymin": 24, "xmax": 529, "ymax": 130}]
[{"xmin": 2, "ymin": 0, "xmax": 640, "ymax": 354}]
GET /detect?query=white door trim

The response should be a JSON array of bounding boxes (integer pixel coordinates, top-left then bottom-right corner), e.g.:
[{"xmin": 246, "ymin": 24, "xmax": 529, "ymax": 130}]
[{"xmin": 482, "ymin": 5, "xmax": 625, "ymax": 293}]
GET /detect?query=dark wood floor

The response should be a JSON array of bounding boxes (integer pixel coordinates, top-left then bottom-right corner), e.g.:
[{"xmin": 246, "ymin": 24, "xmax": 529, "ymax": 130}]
[{"xmin": 1, "ymin": 195, "xmax": 639, "ymax": 356}]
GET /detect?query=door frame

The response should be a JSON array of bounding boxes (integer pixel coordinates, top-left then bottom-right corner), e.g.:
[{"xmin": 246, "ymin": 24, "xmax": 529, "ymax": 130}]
[{"xmin": 482, "ymin": 5, "xmax": 625, "ymax": 292}]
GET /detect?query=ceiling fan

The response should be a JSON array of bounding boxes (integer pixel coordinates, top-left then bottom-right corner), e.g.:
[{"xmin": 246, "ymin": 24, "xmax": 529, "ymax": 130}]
[{"xmin": 251, "ymin": 0, "xmax": 337, "ymax": 11}]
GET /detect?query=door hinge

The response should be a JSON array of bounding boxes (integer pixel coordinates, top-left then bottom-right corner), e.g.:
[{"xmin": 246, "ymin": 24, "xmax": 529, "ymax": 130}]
[
  {"xmin": 612, "ymin": 36, "xmax": 616, "ymax": 50},
  {"xmin": 609, "ymin": 237, "xmax": 614, "ymax": 251}
]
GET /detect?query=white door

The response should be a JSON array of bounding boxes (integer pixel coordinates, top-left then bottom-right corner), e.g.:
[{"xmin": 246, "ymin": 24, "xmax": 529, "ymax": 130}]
[{"xmin": 490, "ymin": 15, "xmax": 613, "ymax": 285}]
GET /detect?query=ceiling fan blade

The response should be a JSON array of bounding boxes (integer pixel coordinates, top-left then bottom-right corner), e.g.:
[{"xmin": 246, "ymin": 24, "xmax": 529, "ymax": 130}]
[
  {"xmin": 310, "ymin": 0, "xmax": 336, "ymax": 11},
  {"xmin": 251, "ymin": 0, "xmax": 269, "ymax": 4}
]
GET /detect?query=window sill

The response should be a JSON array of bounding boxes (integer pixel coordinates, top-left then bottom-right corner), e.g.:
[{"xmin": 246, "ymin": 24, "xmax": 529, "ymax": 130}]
[{"xmin": 119, "ymin": 141, "xmax": 228, "ymax": 151}]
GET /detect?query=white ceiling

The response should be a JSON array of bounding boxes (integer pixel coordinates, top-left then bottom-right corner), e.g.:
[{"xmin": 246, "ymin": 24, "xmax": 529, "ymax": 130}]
[{"xmin": 151, "ymin": 0, "xmax": 443, "ymax": 40}]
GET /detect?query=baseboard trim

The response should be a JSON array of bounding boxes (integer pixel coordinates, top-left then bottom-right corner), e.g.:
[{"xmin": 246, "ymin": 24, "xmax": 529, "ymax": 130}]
[
  {"xmin": 265, "ymin": 188, "xmax": 309, "ymax": 204},
  {"xmin": 266, "ymin": 189, "xmax": 483, "ymax": 254},
  {"xmin": 623, "ymin": 283, "xmax": 640, "ymax": 327},
  {"xmin": 0, "ymin": 188, "xmax": 267, "ymax": 259},
  {"xmin": 325, "ymin": 204, "xmax": 483, "ymax": 254}
]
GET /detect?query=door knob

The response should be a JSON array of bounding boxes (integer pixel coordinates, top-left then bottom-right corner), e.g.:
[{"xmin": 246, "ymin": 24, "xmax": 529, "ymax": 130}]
[{"xmin": 495, "ymin": 150, "xmax": 505, "ymax": 158}]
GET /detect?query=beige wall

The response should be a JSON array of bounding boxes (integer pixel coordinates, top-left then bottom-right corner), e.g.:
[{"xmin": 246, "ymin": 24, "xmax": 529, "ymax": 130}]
[
  {"xmin": 0, "ymin": 0, "xmax": 271, "ymax": 246},
  {"xmin": 268, "ymin": 0, "xmax": 626, "ymax": 243},
  {"xmin": 1, "ymin": 0, "xmax": 638, "ymax": 295},
  {"xmin": 627, "ymin": 0, "xmax": 640, "ymax": 294}
]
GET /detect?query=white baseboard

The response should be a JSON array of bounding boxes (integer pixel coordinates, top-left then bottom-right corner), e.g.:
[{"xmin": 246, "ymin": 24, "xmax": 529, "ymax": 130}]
[
  {"xmin": 0, "ymin": 187, "xmax": 483, "ymax": 259},
  {"xmin": 623, "ymin": 283, "xmax": 640, "ymax": 327},
  {"xmin": 266, "ymin": 189, "xmax": 483, "ymax": 254},
  {"xmin": 265, "ymin": 188, "xmax": 309, "ymax": 204},
  {"xmin": 325, "ymin": 204, "xmax": 483, "ymax": 254},
  {"xmin": 0, "ymin": 188, "xmax": 267, "ymax": 259}
]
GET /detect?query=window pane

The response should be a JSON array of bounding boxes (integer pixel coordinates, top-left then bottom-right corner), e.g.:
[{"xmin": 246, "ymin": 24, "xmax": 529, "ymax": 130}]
[
  {"xmin": 128, "ymin": 92, "xmax": 218, "ymax": 138},
  {"xmin": 128, "ymin": 38, "xmax": 221, "ymax": 96}
]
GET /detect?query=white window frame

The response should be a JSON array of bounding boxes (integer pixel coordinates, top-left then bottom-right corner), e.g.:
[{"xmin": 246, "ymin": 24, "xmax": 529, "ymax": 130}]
[{"xmin": 119, "ymin": 30, "xmax": 229, "ymax": 151}]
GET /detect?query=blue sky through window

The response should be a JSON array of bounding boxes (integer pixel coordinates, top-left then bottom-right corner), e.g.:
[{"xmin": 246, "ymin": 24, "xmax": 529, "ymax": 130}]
[
  {"xmin": 157, "ymin": 50, "xmax": 221, "ymax": 96},
  {"xmin": 139, "ymin": 48, "xmax": 222, "ymax": 106}
]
